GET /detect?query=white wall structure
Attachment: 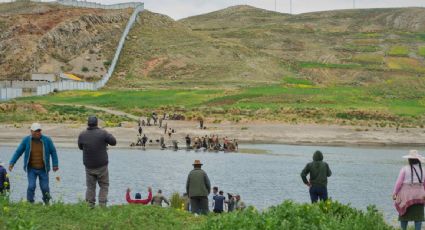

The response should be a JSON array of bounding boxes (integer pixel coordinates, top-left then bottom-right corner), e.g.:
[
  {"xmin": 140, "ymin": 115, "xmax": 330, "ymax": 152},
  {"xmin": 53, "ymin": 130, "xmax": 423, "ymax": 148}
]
[
  {"xmin": 0, "ymin": 88, "xmax": 23, "ymax": 101},
  {"xmin": 0, "ymin": 80, "xmax": 50, "ymax": 88},
  {"xmin": 0, "ymin": 0, "xmax": 144, "ymax": 101},
  {"xmin": 31, "ymin": 73, "xmax": 56, "ymax": 82}
]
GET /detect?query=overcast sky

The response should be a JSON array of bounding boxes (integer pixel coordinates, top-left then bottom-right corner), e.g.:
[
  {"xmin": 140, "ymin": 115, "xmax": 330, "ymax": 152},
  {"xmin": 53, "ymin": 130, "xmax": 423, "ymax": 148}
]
[{"xmin": 1, "ymin": 0, "xmax": 424, "ymax": 19}]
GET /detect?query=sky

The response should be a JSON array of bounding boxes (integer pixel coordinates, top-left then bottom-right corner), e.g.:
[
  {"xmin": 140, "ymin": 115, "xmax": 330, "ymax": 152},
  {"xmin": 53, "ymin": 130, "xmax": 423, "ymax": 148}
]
[{"xmin": 1, "ymin": 0, "xmax": 425, "ymax": 19}]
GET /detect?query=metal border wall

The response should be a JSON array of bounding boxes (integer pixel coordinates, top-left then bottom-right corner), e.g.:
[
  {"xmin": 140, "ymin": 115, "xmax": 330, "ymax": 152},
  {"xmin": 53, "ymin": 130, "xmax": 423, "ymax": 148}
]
[{"xmin": 0, "ymin": 88, "xmax": 23, "ymax": 101}]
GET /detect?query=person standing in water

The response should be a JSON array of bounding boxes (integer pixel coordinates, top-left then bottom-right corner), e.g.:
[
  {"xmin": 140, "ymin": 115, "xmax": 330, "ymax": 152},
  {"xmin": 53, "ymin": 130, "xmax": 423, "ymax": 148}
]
[
  {"xmin": 300, "ymin": 150, "xmax": 332, "ymax": 203},
  {"xmin": 393, "ymin": 150, "xmax": 425, "ymax": 230}
]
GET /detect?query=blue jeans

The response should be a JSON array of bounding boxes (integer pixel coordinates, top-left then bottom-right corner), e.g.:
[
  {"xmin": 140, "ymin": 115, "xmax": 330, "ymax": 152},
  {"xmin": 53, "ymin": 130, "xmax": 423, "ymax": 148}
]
[
  {"xmin": 400, "ymin": 221, "xmax": 422, "ymax": 230},
  {"xmin": 27, "ymin": 167, "xmax": 50, "ymax": 204},
  {"xmin": 309, "ymin": 186, "xmax": 328, "ymax": 203}
]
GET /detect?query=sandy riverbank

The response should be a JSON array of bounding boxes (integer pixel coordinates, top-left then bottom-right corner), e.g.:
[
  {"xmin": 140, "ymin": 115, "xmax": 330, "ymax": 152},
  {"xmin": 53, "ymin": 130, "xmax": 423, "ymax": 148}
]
[{"xmin": 0, "ymin": 120, "xmax": 424, "ymax": 148}]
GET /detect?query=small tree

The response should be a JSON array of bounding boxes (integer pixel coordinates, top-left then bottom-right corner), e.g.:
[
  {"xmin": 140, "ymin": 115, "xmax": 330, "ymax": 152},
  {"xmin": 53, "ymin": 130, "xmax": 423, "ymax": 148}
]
[{"xmin": 170, "ymin": 192, "xmax": 184, "ymax": 210}]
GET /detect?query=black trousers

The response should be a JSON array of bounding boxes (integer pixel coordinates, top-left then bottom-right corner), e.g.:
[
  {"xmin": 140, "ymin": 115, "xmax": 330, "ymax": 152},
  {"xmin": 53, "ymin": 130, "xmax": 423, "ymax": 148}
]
[{"xmin": 190, "ymin": 196, "xmax": 209, "ymax": 214}]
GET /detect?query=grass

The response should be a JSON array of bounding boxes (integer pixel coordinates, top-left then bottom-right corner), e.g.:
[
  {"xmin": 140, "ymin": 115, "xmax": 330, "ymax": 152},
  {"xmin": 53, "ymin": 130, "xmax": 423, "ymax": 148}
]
[
  {"xmin": 282, "ymin": 76, "xmax": 314, "ymax": 86},
  {"xmin": 0, "ymin": 103, "xmax": 132, "ymax": 126},
  {"xmin": 335, "ymin": 44, "xmax": 381, "ymax": 52},
  {"xmin": 14, "ymin": 81, "xmax": 425, "ymax": 127},
  {"xmin": 351, "ymin": 54, "xmax": 384, "ymax": 64},
  {"xmin": 0, "ymin": 198, "xmax": 393, "ymax": 230},
  {"xmin": 385, "ymin": 57, "xmax": 425, "ymax": 73},
  {"xmin": 298, "ymin": 61, "xmax": 362, "ymax": 69},
  {"xmin": 419, "ymin": 46, "xmax": 425, "ymax": 58},
  {"xmin": 387, "ymin": 46, "xmax": 409, "ymax": 57}
]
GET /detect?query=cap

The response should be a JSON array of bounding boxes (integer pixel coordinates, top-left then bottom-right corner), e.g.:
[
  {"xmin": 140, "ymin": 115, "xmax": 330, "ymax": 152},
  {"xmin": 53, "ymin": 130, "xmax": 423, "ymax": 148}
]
[
  {"xmin": 88, "ymin": 116, "xmax": 98, "ymax": 127},
  {"xmin": 135, "ymin": 193, "xmax": 141, "ymax": 199},
  {"xmin": 30, "ymin": 123, "xmax": 42, "ymax": 131}
]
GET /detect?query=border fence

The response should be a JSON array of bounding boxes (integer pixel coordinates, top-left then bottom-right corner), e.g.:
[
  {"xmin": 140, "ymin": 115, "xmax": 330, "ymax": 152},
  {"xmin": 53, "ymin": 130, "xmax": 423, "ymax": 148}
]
[
  {"xmin": 0, "ymin": 0, "xmax": 144, "ymax": 101},
  {"xmin": 0, "ymin": 88, "xmax": 23, "ymax": 101}
]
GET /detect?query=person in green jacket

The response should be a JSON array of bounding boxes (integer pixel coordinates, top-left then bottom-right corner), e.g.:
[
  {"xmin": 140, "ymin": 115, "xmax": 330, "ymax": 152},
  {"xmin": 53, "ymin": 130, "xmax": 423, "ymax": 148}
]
[
  {"xmin": 301, "ymin": 150, "xmax": 332, "ymax": 203},
  {"xmin": 186, "ymin": 160, "xmax": 211, "ymax": 214}
]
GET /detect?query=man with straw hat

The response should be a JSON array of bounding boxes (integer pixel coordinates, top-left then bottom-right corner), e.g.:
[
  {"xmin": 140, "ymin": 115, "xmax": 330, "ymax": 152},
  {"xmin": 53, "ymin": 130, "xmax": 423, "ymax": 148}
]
[
  {"xmin": 186, "ymin": 160, "xmax": 211, "ymax": 214},
  {"xmin": 393, "ymin": 150, "xmax": 425, "ymax": 230},
  {"xmin": 0, "ymin": 159, "xmax": 10, "ymax": 194}
]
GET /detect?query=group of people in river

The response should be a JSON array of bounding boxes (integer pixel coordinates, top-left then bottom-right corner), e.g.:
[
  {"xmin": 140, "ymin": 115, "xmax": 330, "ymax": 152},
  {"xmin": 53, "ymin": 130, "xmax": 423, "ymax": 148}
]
[
  {"xmin": 131, "ymin": 112, "xmax": 238, "ymax": 152},
  {"xmin": 1, "ymin": 116, "xmax": 425, "ymax": 229}
]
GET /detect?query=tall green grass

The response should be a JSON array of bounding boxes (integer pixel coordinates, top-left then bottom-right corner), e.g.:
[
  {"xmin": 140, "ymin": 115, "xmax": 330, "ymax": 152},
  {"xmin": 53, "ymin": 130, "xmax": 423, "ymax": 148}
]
[{"xmin": 0, "ymin": 198, "xmax": 393, "ymax": 230}]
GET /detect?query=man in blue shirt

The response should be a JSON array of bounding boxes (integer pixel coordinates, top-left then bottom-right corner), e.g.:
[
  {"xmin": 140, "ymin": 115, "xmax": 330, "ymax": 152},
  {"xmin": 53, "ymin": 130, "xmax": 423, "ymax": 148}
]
[
  {"xmin": 213, "ymin": 190, "xmax": 226, "ymax": 213},
  {"xmin": 9, "ymin": 123, "xmax": 59, "ymax": 204}
]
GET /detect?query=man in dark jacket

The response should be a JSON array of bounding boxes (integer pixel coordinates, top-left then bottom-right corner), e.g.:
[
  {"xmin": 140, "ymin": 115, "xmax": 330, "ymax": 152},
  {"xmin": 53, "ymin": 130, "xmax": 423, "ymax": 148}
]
[
  {"xmin": 78, "ymin": 116, "xmax": 116, "ymax": 207},
  {"xmin": 186, "ymin": 160, "xmax": 211, "ymax": 214},
  {"xmin": 301, "ymin": 150, "xmax": 332, "ymax": 203}
]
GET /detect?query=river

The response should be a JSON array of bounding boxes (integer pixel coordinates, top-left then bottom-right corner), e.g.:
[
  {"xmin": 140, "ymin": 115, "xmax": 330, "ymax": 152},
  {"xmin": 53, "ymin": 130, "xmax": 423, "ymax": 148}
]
[{"xmin": 1, "ymin": 144, "xmax": 422, "ymax": 224}]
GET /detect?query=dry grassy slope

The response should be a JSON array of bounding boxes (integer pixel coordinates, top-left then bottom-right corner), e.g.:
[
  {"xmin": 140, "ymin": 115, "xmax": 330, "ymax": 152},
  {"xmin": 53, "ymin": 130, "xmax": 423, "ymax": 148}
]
[
  {"xmin": 111, "ymin": 6, "xmax": 425, "ymax": 89},
  {"xmin": 0, "ymin": 2, "xmax": 131, "ymax": 80},
  {"xmin": 112, "ymin": 9, "xmax": 290, "ymax": 89}
]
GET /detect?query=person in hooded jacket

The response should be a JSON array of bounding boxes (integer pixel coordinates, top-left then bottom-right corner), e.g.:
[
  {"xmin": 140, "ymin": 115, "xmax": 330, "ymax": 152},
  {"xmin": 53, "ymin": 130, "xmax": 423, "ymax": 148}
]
[
  {"xmin": 78, "ymin": 116, "xmax": 116, "ymax": 207},
  {"xmin": 301, "ymin": 150, "xmax": 332, "ymax": 203}
]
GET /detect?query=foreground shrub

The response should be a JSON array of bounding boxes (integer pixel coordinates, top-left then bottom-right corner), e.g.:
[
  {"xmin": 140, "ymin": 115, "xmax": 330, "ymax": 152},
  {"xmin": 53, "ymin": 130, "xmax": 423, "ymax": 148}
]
[
  {"xmin": 0, "ymin": 199, "xmax": 393, "ymax": 230},
  {"xmin": 196, "ymin": 200, "xmax": 393, "ymax": 230}
]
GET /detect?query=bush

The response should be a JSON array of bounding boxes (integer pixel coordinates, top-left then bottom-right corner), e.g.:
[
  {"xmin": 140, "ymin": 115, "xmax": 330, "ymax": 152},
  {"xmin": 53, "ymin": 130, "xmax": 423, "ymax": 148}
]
[
  {"xmin": 0, "ymin": 199, "xmax": 393, "ymax": 230},
  {"xmin": 103, "ymin": 60, "xmax": 112, "ymax": 67},
  {"xmin": 195, "ymin": 200, "xmax": 392, "ymax": 230},
  {"xmin": 170, "ymin": 192, "xmax": 184, "ymax": 209},
  {"xmin": 81, "ymin": 67, "xmax": 89, "ymax": 72}
]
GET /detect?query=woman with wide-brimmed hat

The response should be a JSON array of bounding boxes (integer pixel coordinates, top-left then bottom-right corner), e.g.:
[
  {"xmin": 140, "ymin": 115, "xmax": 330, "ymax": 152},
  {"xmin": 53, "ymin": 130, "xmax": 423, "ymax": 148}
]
[{"xmin": 393, "ymin": 150, "xmax": 425, "ymax": 230}]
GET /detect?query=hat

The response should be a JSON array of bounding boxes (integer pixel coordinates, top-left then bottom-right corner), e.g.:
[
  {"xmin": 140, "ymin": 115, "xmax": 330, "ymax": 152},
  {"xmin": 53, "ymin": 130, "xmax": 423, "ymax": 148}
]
[
  {"xmin": 88, "ymin": 116, "xmax": 98, "ymax": 127},
  {"xmin": 193, "ymin": 160, "xmax": 203, "ymax": 166},
  {"xmin": 30, "ymin": 123, "xmax": 42, "ymax": 131},
  {"xmin": 403, "ymin": 150, "xmax": 424, "ymax": 162},
  {"xmin": 135, "ymin": 193, "xmax": 141, "ymax": 199}
]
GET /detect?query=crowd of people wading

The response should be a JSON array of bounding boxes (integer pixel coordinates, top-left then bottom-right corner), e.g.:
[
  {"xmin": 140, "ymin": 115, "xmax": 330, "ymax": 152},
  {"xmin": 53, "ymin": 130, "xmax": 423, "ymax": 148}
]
[{"xmin": 131, "ymin": 112, "xmax": 238, "ymax": 152}]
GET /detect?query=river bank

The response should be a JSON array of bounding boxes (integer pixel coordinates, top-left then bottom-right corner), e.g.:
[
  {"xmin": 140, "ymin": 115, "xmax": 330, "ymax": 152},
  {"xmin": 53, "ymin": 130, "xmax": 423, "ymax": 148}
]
[{"xmin": 0, "ymin": 120, "xmax": 424, "ymax": 148}]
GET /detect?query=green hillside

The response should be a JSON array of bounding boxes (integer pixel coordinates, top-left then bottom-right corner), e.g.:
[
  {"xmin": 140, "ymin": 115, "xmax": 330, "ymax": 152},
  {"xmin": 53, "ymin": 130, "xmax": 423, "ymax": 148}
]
[{"xmin": 8, "ymin": 5, "xmax": 425, "ymax": 126}]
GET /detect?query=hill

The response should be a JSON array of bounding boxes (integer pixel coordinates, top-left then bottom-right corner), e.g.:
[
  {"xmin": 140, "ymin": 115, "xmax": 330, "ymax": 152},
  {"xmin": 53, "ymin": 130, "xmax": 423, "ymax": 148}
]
[
  {"xmin": 3, "ymin": 4, "xmax": 425, "ymax": 126},
  {"xmin": 0, "ymin": 2, "xmax": 132, "ymax": 80},
  {"xmin": 112, "ymin": 8, "xmax": 291, "ymax": 89},
  {"xmin": 109, "ymin": 5, "xmax": 425, "ymax": 90}
]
